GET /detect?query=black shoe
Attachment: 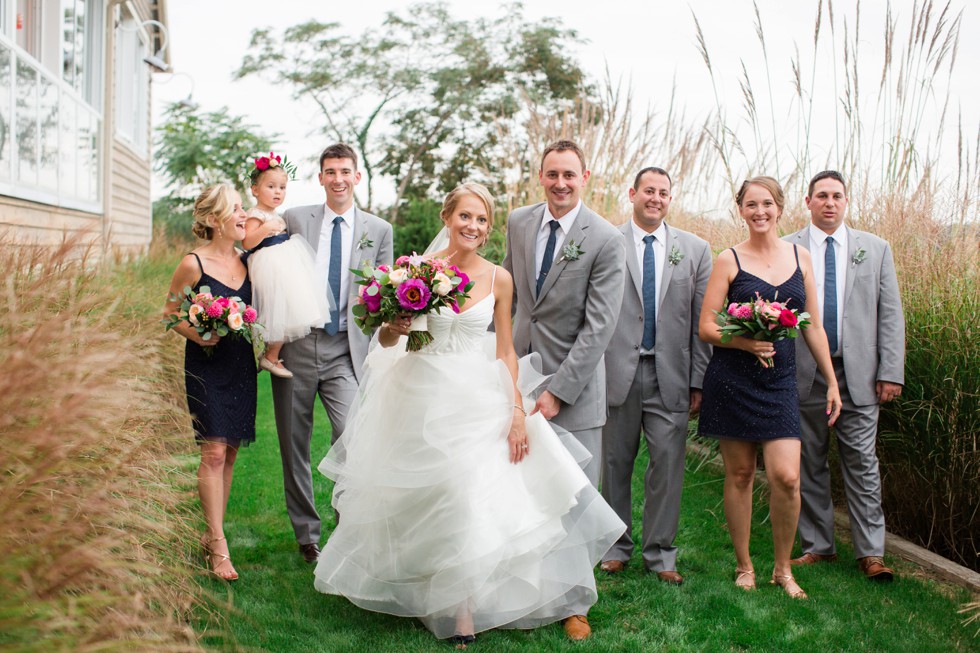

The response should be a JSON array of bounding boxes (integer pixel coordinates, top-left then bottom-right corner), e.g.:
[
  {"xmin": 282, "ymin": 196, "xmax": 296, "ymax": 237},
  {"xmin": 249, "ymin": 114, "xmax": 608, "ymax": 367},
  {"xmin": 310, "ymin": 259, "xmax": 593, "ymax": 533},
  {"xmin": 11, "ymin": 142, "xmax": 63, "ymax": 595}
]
[
  {"xmin": 450, "ymin": 634, "xmax": 476, "ymax": 649},
  {"xmin": 299, "ymin": 542, "xmax": 320, "ymax": 563}
]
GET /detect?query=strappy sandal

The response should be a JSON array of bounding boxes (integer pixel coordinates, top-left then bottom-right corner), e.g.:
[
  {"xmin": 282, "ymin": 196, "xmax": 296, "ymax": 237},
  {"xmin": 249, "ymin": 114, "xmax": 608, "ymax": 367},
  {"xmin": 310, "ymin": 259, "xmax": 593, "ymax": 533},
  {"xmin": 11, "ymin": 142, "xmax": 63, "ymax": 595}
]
[
  {"xmin": 771, "ymin": 572, "xmax": 807, "ymax": 599},
  {"xmin": 734, "ymin": 568, "xmax": 756, "ymax": 590},
  {"xmin": 205, "ymin": 536, "xmax": 239, "ymax": 581},
  {"xmin": 450, "ymin": 634, "xmax": 476, "ymax": 649}
]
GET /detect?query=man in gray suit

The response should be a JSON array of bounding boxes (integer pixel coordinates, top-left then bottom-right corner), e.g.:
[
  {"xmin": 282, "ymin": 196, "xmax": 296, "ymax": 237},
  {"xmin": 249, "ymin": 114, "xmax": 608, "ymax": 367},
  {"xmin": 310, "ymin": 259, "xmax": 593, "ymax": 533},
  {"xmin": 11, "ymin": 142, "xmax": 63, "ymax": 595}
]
[
  {"xmin": 502, "ymin": 139, "xmax": 626, "ymax": 641},
  {"xmin": 273, "ymin": 143, "xmax": 393, "ymax": 563},
  {"xmin": 598, "ymin": 167, "xmax": 711, "ymax": 585},
  {"xmin": 786, "ymin": 170, "xmax": 904, "ymax": 581}
]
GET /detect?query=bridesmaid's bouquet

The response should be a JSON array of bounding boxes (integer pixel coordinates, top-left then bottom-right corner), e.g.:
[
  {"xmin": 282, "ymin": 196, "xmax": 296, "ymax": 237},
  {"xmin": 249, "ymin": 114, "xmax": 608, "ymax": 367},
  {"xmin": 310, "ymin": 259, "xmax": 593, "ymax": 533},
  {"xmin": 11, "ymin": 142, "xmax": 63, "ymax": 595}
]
[
  {"xmin": 351, "ymin": 252, "xmax": 474, "ymax": 351},
  {"xmin": 163, "ymin": 286, "xmax": 263, "ymax": 356},
  {"xmin": 714, "ymin": 292, "xmax": 810, "ymax": 367}
]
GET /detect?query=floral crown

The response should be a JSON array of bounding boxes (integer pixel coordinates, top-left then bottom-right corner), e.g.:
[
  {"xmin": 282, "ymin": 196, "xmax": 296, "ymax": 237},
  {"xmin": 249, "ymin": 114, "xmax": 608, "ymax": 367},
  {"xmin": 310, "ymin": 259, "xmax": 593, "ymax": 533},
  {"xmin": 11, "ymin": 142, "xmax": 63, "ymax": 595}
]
[{"xmin": 245, "ymin": 151, "xmax": 298, "ymax": 186}]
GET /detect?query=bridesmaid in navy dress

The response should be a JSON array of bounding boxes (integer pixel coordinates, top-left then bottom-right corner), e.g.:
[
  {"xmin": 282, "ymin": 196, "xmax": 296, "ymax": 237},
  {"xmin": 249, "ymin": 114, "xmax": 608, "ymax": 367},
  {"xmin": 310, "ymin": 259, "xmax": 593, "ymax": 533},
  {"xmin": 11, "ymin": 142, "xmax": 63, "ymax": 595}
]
[
  {"xmin": 698, "ymin": 176, "xmax": 841, "ymax": 599},
  {"xmin": 163, "ymin": 183, "xmax": 257, "ymax": 581}
]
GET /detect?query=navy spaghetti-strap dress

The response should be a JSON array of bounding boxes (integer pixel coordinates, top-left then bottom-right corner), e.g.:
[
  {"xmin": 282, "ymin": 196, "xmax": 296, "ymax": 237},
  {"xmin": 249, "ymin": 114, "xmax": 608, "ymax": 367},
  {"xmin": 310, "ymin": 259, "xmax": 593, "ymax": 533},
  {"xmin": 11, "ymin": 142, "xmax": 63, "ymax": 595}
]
[
  {"xmin": 184, "ymin": 252, "xmax": 257, "ymax": 448},
  {"xmin": 698, "ymin": 246, "xmax": 805, "ymax": 442}
]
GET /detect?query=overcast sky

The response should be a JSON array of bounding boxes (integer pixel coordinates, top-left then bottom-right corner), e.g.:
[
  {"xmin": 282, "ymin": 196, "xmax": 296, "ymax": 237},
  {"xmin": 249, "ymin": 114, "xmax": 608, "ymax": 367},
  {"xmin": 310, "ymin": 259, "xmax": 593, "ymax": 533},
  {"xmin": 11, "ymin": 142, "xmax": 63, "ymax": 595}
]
[{"xmin": 151, "ymin": 0, "xmax": 980, "ymax": 210}]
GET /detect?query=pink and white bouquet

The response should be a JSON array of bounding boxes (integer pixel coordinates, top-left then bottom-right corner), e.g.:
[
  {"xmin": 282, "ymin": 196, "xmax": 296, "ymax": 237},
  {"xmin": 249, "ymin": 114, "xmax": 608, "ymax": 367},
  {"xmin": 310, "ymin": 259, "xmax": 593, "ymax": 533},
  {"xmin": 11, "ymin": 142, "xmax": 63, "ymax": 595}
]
[
  {"xmin": 163, "ymin": 285, "xmax": 263, "ymax": 356},
  {"xmin": 351, "ymin": 252, "xmax": 475, "ymax": 351},
  {"xmin": 714, "ymin": 292, "xmax": 810, "ymax": 367}
]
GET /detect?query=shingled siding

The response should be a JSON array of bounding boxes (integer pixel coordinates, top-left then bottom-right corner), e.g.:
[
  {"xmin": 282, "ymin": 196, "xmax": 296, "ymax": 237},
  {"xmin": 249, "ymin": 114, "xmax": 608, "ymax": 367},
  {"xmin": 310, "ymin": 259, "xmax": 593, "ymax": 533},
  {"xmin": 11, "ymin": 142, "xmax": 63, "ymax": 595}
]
[{"xmin": 107, "ymin": 138, "xmax": 152, "ymax": 251}]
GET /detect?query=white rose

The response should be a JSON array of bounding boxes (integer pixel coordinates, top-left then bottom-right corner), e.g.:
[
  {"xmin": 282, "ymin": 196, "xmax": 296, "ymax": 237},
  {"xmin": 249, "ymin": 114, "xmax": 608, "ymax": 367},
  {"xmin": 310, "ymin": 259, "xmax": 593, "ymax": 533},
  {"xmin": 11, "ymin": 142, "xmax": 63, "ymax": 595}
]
[
  {"xmin": 389, "ymin": 268, "xmax": 408, "ymax": 286},
  {"xmin": 227, "ymin": 312, "xmax": 244, "ymax": 331},
  {"xmin": 432, "ymin": 272, "xmax": 452, "ymax": 296},
  {"xmin": 188, "ymin": 303, "xmax": 203, "ymax": 325}
]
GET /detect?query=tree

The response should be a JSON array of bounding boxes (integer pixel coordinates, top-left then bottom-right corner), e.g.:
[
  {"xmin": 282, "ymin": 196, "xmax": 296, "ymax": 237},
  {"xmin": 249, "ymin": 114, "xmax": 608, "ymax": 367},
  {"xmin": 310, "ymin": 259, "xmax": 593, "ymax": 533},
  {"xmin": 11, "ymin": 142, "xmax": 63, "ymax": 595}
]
[
  {"xmin": 235, "ymin": 2, "xmax": 594, "ymax": 221},
  {"xmin": 153, "ymin": 102, "xmax": 274, "ymax": 237}
]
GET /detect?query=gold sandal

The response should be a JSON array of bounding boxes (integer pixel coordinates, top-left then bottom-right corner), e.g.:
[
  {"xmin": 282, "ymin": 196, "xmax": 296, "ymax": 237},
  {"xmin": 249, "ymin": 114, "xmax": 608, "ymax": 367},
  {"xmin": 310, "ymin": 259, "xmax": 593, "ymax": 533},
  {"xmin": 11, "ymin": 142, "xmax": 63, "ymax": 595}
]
[
  {"xmin": 771, "ymin": 573, "xmax": 807, "ymax": 599},
  {"xmin": 205, "ymin": 536, "xmax": 238, "ymax": 581},
  {"xmin": 734, "ymin": 568, "xmax": 756, "ymax": 591}
]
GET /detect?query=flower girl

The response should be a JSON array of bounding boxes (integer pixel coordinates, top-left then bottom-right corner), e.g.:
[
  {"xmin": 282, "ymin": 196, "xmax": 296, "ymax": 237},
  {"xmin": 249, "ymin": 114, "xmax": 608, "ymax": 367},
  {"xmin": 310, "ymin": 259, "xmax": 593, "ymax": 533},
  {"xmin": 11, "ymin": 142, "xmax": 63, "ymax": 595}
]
[{"xmin": 242, "ymin": 152, "xmax": 331, "ymax": 378}]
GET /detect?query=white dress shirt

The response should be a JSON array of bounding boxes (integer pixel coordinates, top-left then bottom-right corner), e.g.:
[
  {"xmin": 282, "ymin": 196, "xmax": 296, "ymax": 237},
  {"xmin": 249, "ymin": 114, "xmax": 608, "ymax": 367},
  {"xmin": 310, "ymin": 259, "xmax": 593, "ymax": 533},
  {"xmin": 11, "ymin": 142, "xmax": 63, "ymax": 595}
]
[
  {"xmin": 631, "ymin": 220, "xmax": 666, "ymax": 355},
  {"xmin": 535, "ymin": 201, "xmax": 582, "ymax": 280},
  {"xmin": 316, "ymin": 205, "xmax": 355, "ymax": 331},
  {"xmin": 808, "ymin": 223, "xmax": 847, "ymax": 354}
]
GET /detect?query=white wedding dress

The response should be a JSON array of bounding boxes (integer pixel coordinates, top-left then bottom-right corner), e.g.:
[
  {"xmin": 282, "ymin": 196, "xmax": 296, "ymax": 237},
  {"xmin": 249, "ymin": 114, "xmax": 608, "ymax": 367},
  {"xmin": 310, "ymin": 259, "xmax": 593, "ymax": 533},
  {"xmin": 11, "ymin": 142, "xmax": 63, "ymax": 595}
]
[{"xmin": 313, "ymin": 275, "xmax": 625, "ymax": 639}]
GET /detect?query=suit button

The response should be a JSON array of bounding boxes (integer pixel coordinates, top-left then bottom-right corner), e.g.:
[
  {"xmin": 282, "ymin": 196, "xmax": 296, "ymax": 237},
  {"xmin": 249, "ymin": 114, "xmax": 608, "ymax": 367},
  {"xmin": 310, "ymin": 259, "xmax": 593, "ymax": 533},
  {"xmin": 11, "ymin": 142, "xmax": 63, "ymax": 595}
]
[
  {"xmin": 532, "ymin": 318, "xmax": 538, "ymax": 323},
  {"xmin": 638, "ymin": 315, "xmax": 643, "ymax": 321},
  {"xmin": 634, "ymin": 345, "xmax": 639, "ymax": 350}
]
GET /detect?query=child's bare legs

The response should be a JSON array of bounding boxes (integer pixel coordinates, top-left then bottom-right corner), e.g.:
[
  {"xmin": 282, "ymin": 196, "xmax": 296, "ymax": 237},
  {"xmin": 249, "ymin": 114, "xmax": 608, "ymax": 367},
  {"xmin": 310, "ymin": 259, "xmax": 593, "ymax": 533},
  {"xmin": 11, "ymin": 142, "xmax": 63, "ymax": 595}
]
[{"xmin": 260, "ymin": 341, "xmax": 293, "ymax": 378}]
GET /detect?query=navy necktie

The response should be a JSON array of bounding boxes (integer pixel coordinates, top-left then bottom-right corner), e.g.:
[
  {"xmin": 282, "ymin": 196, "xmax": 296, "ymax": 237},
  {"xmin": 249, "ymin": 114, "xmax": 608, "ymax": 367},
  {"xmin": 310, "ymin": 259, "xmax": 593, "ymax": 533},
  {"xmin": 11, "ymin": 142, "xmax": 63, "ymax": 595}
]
[
  {"xmin": 642, "ymin": 234, "xmax": 657, "ymax": 350},
  {"xmin": 824, "ymin": 236, "xmax": 838, "ymax": 354},
  {"xmin": 536, "ymin": 220, "xmax": 561, "ymax": 297},
  {"xmin": 325, "ymin": 216, "xmax": 343, "ymax": 335}
]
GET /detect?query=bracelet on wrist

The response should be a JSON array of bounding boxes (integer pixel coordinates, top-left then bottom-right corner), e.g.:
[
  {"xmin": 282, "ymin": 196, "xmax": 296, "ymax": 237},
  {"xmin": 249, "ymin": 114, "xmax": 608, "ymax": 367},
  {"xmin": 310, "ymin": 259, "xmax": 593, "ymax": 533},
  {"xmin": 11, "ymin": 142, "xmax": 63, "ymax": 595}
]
[{"xmin": 513, "ymin": 404, "xmax": 526, "ymax": 416}]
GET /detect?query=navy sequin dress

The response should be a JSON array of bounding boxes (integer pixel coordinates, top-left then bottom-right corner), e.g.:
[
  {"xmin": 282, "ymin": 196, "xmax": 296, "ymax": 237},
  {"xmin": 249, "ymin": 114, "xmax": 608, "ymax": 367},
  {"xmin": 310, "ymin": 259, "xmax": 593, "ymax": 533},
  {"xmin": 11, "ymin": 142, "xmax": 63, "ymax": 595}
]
[
  {"xmin": 184, "ymin": 252, "xmax": 257, "ymax": 448},
  {"xmin": 699, "ymin": 246, "xmax": 805, "ymax": 442}
]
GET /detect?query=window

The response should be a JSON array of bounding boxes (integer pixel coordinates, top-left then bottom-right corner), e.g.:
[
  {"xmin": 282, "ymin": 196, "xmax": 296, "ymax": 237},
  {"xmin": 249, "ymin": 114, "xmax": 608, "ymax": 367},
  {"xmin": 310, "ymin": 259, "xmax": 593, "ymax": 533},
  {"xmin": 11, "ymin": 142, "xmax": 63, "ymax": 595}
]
[
  {"xmin": 14, "ymin": 0, "xmax": 40, "ymax": 58},
  {"xmin": 61, "ymin": 0, "xmax": 101, "ymax": 105},
  {"xmin": 114, "ymin": 11, "xmax": 148, "ymax": 155}
]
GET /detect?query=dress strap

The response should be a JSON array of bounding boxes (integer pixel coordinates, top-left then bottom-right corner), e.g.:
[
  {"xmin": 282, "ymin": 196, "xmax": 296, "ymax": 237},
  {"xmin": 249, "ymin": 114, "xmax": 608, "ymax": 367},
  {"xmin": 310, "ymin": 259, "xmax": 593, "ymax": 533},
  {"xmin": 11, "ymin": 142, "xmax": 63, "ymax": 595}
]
[
  {"xmin": 792, "ymin": 244, "xmax": 800, "ymax": 269},
  {"xmin": 489, "ymin": 265, "xmax": 497, "ymax": 292},
  {"xmin": 189, "ymin": 252, "xmax": 204, "ymax": 274},
  {"xmin": 730, "ymin": 247, "xmax": 742, "ymax": 270}
]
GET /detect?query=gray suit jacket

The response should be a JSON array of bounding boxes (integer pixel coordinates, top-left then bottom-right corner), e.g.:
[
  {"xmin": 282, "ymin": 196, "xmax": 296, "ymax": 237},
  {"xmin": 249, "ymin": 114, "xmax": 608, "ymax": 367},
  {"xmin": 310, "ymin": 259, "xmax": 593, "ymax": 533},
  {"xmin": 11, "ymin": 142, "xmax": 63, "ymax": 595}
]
[
  {"xmin": 605, "ymin": 223, "xmax": 712, "ymax": 411},
  {"xmin": 502, "ymin": 202, "xmax": 627, "ymax": 431},
  {"xmin": 785, "ymin": 226, "xmax": 905, "ymax": 406},
  {"xmin": 282, "ymin": 203, "xmax": 393, "ymax": 380}
]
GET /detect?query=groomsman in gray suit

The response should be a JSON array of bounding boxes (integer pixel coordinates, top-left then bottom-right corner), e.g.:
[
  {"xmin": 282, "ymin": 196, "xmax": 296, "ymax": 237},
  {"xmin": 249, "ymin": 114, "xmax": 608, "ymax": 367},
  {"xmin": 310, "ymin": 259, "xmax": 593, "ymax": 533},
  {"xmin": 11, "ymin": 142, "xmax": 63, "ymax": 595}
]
[
  {"xmin": 502, "ymin": 139, "xmax": 626, "ymax": 641},
  {"xmin": 598, "ymin": 168, "xmax": 711, "ymax": 584},
  {"xmin": 273, "ymin": 143, "xmax": 393, "ymax": 563},
  {"xmin": 786, "ymin": 170, "xmax": 904, "ymax": 581}
]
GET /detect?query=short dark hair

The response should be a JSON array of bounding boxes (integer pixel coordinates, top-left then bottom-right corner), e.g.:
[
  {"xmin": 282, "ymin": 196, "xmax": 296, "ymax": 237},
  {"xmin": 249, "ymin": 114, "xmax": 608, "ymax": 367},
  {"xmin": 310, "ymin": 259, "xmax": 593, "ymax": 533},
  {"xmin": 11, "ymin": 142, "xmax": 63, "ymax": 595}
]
[
  {"xmin": 633, "ymin": 166, "xmax": 672, "ymax": 190},
  {"xmin": 319, "ymin": 143, "xmax": 358, "ymax": 171},
  {"xmin": 807, "ymin": 170, "xmax": 848, "ymax": 198},
  {"xmin": 541, "ymin": 139, "xmax": 587, "ymax": 172}
]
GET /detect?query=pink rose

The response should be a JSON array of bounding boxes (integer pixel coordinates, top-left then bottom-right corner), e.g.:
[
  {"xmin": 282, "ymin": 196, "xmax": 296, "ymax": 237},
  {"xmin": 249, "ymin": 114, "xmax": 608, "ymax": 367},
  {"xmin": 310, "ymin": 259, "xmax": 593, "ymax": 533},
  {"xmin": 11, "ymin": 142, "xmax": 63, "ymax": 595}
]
[
  {"xmin": 377, "ymin": 264, "xmax": 390, "ymax": 272},
  {"xmin": 778, "ymin": 309, "xmax": 798, "ymax": 328},
  {"xmin": 228, "ymin": 301, "xmax": 240, "ymax": 314},
  {"xmin": 770, "ymin": 302, "xmax": 783, "ymax": 311},
  {"xmin": 205, "ymin": 302, "xmax": 223, "ymax": 318},
  {"xmin": 395, "ymin": 255, "xmax": 411, "ymax": 266},
  {"xmin": 195, "ymin": 292, "xmax": 213, "ymax": 303},
  {"xmin": 255, "ymin": 157, "xmax": 270, "ymax": 171},
  {"xmin": 727, "ymin": 302, "xmax": 741, "ymax": 316},
  {"xmin": 362, "ymin": 280, "xmax": 382, "ymax": 312},
  {"xmin": 216, "ymin": 297, "xmax": 231, "ymax": 308},
  {"xmin": 242, "ymin": 307, "xmax": 257, "ymax": 324}
]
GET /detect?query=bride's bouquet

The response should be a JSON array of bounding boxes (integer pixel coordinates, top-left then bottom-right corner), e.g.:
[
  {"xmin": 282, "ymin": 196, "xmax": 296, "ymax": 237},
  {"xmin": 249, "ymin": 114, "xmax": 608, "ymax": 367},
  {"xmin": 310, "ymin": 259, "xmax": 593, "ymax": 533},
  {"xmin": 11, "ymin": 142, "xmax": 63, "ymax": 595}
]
[
  {"xmin": 714, "ymin": 291, "xmax": 810, "ymax": 368},
  {"xmin": 351, "ymin": 252, "xmax": 474, "ymax": 351},
  {"xmin": 163, "ymin": 286, "xmax": 263, "ymax": 356}
]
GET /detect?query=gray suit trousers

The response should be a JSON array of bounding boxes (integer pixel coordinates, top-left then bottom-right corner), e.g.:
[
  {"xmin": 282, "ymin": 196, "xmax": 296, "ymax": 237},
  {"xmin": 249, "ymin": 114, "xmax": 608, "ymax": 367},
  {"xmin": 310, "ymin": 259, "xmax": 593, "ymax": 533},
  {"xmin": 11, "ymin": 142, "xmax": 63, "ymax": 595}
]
[
  {"xmin": 600, "ymin": 357, "xmax": 688, "ymax": 571},
  {"xmin": 271, "ymin": 328, "xmax": 358, "ymax": 545},
  {"xmin": 798, "ymin": 359, "xmax": 886, "ymax": 558}
]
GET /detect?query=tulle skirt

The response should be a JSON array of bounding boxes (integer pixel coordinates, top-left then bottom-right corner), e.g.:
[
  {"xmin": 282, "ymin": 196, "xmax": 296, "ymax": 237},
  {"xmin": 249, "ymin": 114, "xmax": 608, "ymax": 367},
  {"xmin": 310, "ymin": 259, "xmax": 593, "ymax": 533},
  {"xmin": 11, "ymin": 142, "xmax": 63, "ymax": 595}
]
[
  {"xmin": 314, "ymin": 342, "xmax": 625, "ymax": 639},
  {"xmin": 248, "ymin": 235, "xmax": 331, "ymax": 343}
]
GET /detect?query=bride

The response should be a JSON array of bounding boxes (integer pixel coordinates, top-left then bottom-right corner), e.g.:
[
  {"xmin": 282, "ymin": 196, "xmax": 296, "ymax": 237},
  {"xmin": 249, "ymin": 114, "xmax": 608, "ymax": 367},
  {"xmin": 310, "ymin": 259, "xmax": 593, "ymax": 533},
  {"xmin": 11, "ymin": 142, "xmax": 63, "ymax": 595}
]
[{"xmin": 312, "ymin": 182, "xmax": 625, "ymax": 647}]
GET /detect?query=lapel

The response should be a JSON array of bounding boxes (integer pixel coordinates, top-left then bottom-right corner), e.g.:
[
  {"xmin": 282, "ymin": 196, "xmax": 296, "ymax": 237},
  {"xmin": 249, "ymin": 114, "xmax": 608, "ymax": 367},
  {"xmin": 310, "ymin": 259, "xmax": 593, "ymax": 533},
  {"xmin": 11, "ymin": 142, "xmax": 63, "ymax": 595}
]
[
  {"xmin": 523, "ymin": 204, "xmax": 546, "ymax": 300},
  {"xmin": 843, "ymin": 226, "xmax": 860, "ymax": 306},
  {"xmin": 349, "ymin": 207, "xmax": 366, "ymax": 266},
  {"xmin": 536, "ymin": 206, "xmax": 590, "ymax": 304},
  {"xmin": 621, "ymin": 222, "xmax": 642, "ymax": 301},
  {"xmin": 658, "ymin": 223, "xmax": 676, "ymax": 307},
  {"xmin": 307, "ymin": 204, "xmax": 326, "ymax": 252}
]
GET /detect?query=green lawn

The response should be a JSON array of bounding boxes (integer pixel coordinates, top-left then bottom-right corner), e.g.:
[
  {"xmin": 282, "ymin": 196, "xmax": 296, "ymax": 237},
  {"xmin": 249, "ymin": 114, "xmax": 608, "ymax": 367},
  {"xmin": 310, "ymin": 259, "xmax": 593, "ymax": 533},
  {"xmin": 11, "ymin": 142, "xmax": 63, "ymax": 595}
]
[{"xmin": 198, "ymin": 375, "xmax": 976, "ymax": 652}]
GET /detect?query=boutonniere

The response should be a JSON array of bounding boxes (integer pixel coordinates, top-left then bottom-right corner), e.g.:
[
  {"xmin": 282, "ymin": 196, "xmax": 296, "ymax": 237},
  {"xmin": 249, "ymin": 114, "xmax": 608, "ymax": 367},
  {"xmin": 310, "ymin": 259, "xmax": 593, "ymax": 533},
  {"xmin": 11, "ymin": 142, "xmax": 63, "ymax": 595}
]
[
  {"xmin": 357, "ymin": 234, "xmax": 374, "ymax": 250},
  {"xmin": 851, "ymin": 247, "xmax": 867, "ymax": 266},
  {"xmin": 668, "ymin": 246, "xmax": 685, "ymax": 266},
  {"xmin": 557, "ymin": 240, "xmax": 584, "ymax": 264}
]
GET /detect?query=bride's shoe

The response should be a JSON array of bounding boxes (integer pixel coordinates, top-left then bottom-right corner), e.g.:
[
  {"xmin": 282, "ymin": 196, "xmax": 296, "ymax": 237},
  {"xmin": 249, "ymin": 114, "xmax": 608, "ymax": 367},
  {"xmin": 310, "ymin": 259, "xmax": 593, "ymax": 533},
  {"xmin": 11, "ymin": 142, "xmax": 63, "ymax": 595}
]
[
  {"xmin": 260, "ymin": 356, "xmax": 294, "ymax": 379},
  {"xmin": 734, "ymin": 568, "xmax": 756, "ymax": 591},
  {"xmin": 770, "ymin": 572, "xmax": 807, "ymax": 599},
  {"xmin": 450, "ymin": 634, "xmax": 476, "ymax": 649},
  {"xmin": 205, "ymin": 536, "xmax": 239, "ymax": 582}
]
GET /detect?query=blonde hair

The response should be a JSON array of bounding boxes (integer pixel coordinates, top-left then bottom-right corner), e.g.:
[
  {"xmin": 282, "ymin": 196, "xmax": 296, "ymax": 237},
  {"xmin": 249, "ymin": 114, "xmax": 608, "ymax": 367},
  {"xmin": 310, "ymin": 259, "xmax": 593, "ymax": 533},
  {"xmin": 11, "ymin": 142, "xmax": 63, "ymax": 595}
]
[
  {"xmin": 440, "ymin": 183, "xmax": 496, "ymax": 242},
  {"xmin": 736, "ymin": 176, "xmax": 785, "ymax": 213},
  {"xmin": 192, "ymin": 184, "xmax": 239, "ymax": 240}
]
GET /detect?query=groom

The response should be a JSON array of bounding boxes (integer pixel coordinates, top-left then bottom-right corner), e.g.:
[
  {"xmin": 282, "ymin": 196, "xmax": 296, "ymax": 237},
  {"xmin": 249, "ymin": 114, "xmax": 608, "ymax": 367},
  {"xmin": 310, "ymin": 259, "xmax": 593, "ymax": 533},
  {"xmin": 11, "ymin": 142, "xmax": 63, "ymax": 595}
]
[
  {"xmin": 502, "ymin": 139, "xmax": 626, "ymax": 641},
  {"xmin": 273, "ymin": 143, "xmax": 393, "ymax": 563}
]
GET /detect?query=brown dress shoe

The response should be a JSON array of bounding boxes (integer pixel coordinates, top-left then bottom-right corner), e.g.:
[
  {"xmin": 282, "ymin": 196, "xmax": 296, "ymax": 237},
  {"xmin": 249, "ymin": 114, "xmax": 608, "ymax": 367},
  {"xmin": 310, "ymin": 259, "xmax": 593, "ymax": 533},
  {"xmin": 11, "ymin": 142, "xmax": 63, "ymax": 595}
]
[
  {"xmin": 600, "ymin": 560, "xmax": 626, "ymax": 573},
  {"xmin": 791, "ymin": 552, "xmax": 838, "ymax": 565},
  {"xmin": 656, "ymin": 570, "xmax": 684, "ymax": 585},
  {"xmin": 563, "ymin": 615, "xmax": 591, "ymax": 640},
  {"xmin": 858, "ymin": 556, "xmax": 894, "ymax": 582},
  {"xmin": 299, "ymin": 542, "xmax": 320, "ymax": 563}
]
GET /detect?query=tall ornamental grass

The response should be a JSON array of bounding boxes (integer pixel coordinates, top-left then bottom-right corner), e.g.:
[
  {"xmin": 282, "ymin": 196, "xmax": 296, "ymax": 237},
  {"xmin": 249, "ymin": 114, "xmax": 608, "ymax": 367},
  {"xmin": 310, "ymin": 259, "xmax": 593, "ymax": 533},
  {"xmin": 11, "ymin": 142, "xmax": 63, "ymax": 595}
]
[{"xmin": 0, "ymin": 233, "xmax": 220, "ymax": 651}]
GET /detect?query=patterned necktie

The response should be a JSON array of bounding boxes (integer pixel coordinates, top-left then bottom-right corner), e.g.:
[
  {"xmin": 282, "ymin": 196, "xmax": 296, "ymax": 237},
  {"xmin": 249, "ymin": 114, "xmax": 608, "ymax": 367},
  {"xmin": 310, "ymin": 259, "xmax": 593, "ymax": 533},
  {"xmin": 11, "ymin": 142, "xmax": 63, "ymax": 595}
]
[
  {"xmin": 536, "ymin": 220, "xmax": 561, "ymax": 297},
  {"xmin": 642, "ymin": 234, "xmax": 657, "ymax": 350},
  {"xmin": 824, "ymin": 236, "xmax": 838, "ymax": 354},
  {"xmin": 325, "ymin": 216, "xmax": 343, "ymax": 335}
]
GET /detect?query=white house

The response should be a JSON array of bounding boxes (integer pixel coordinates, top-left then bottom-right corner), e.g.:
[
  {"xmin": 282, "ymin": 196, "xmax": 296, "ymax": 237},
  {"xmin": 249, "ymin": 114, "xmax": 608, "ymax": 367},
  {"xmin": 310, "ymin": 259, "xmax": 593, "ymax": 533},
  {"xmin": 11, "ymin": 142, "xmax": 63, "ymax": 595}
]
[{"xmin": 0, "ymin": 0, "xmax": 168, "ymax": 252}]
